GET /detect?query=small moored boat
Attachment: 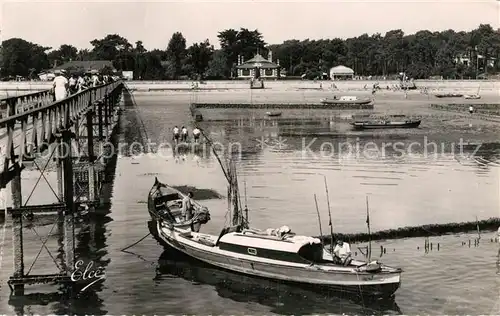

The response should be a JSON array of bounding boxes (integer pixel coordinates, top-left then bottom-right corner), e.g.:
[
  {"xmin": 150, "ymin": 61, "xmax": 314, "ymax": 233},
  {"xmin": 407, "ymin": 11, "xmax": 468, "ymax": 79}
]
[
  {"xmin": 148, "ymin": 178, "xmax": 211, "ymax": 232},
  {"xmin": 434, "ymin": 93, "xmax": 463, "ymax": 98},
  {"xmin": 351, "ymin": 119, "xmax": 421, "ymax": 130},
  {"xmin": 464, "ymin": 94, "xmax": 481, "ymax": 100},
  {"xmin": 321, "ymin": 96, "xmax": 372, "ymax": 105},
  {"xmin": 266, "ymin": 111, "xmax": 282, "ymax": 117}
]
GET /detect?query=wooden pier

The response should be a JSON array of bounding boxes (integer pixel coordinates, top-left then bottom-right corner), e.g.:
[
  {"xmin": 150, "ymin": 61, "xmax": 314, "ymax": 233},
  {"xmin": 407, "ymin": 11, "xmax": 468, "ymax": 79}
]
[{"xmin": 0, "ymin": 81, "xmax": 124, "ymax": 296}]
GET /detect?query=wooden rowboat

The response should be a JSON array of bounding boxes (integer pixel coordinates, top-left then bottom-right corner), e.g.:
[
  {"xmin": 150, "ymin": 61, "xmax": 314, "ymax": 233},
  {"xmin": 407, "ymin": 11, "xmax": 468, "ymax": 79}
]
[{"xmin": 147, "ymin": 178, "xmax": 211, "ymax": 232}]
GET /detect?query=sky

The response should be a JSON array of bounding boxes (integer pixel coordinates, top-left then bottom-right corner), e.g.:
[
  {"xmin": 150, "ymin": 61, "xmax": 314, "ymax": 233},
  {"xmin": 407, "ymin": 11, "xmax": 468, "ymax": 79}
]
[{"xmin": 1, "ymin": 0, "xmax": 499, "ymax": 51}]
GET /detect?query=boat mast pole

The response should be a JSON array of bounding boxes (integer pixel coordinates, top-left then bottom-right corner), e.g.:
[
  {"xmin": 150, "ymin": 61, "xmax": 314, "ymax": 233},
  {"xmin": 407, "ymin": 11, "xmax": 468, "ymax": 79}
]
[
  {"xmin": 323, "ymin": 176, "xmax": 334, "ymax": 254},
  {"xmin": 199, "ymin": 128, "xmax": 231, "ymax": 183},
  {"xmin": 244, "ymin": 179, "xmax": 249, "ymax": 226},
  {"xmin": 366, "ymin": 195, "xmax": 372, "ymax": 261},
  {"xmin": 314, "ymin": 194, "xmax": 324, "ymax": 246}
]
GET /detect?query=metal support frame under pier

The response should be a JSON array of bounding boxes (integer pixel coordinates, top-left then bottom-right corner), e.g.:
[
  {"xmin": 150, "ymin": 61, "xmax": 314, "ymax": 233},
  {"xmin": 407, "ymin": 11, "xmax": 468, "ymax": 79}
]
[{"xmin": 0, "ymin": 81, "xmax": 124, "ymax": 295}]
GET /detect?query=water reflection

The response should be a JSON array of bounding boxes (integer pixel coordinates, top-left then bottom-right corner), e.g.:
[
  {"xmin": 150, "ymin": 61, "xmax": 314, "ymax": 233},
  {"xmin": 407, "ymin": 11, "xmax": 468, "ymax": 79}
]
[
  {"xmin": 6, "ymin": 209, "xmax": 111, "ymax": 315},
  {"xmin": 6, "ymin": 158, "xmax": 118, "ymax": 315},
  {"xmin": 152, "ymin": 226, "xmax": 402, "ymax": 315}
]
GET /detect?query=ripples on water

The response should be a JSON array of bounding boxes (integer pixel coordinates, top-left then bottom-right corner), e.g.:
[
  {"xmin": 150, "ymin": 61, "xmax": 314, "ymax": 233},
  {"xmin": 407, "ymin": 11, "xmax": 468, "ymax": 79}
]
[{"xmin": 1, "ymin": 92, "xmax": 499, "ymax": 314}]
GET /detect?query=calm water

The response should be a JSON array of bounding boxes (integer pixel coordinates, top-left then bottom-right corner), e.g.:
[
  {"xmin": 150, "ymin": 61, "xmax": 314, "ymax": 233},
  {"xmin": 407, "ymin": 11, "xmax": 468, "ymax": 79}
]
[{"xmin": 1, "ymin": 91, "xmax": 499, "ymax": 315}]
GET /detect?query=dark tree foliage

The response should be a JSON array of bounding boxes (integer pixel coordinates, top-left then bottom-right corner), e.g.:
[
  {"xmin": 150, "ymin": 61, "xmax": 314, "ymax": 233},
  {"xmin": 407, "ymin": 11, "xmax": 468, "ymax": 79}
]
[
  {"xmin": 47, "ymin": 44, "xmax": 78, "ymax": 67},
  {"xmin": 2, "ymin": 24, "xmax": 499, "ymax": 80},
  {"xmin": 166, "ymin": 32, "xmax": 187, "ymax": 79},
  {"xmin": 1, "ymin": 38, "xmax": 50, "ymax": 77},
  {"xmin": 218, "ymin": 28, "xmax": 266, "ymax": 77},
  {"xmin": 185, "ymin": 39, "xmax": 214, "ymax": 79}
]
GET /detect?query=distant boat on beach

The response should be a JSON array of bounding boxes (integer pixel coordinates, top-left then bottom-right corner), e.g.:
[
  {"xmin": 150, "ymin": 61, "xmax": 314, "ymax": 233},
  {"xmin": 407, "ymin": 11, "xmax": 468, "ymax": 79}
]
[
  {"xmin": 464, "ymin": 87, "xmax": 481, "ymax": 99},
  {"xmin": 320, "ymin": 96, "xmax": 372, "ymax": 105},
  {"xmin": 463, "ymin": 94, "xmax": 481, "ymax": 99},
  {"xmin": 266, "ymin": 111, "xmax": 282, "ymax": 117},
  {"xmin": 434, "ymin": 93, "xmax": 463, "ymax": 98},
  {"xmin": 351, "ymin": 118, "xmax": 421, "ymax": 130}
]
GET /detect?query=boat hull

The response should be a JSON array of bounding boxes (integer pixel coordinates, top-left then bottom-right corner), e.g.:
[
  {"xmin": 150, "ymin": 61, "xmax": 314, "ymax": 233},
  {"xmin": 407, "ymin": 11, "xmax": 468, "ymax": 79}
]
[
  {"xmin": 321, "ymin": 99, "xmax": 372, "ymax": 105},
  {"xmin": 152, "ymin": 221, "xmax": 401, "ymax": 298},
  {"xmin": 434, "ymin": 94, "xmax": 463, "ymax": 98},
  {"xmin": 351, "ymin": 120, "xmax": 421, "ymax": 130}
]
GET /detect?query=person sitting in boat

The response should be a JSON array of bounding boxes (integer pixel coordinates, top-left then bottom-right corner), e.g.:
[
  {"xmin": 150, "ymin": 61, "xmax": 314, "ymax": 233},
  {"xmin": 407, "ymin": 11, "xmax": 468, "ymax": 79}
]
[
  {"xmin": 333, "ymin": 239, "xmax": 352, "ymax": 266},
  {"xmin": 182, "ymin": 192, "xmax": 194, "ymax": 222},
  {"xmin": 193, "ymin": 127, "xmax": 201, "ymax": 143}
]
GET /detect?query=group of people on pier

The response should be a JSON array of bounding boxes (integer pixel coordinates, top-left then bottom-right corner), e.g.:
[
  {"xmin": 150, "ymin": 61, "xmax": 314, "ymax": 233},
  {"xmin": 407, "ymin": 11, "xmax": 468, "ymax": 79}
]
[
  {"xmin": 52, "ymin": 69, "xmax": 115, "ymax": 101},
  {"xmin": 172, "ymin": 126, "xmax": 201, "ymax": 143}
]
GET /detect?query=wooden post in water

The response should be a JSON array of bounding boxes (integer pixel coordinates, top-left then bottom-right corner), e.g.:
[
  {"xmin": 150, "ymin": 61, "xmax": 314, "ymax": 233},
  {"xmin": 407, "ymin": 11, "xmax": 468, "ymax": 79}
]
[
  {"xmin": 366, "ymin": 195, "xmax": 372, "ymax": 261},
  {"xmin": 62, "ymin": 129, "xmax": 75, "ymax": 274},
  {"xmin": 11, "ymin": 163, "xmax": 24, "ymax": 295},
  {"xmin": 476, "ymin": 216, "xmax": 481, "ymax": 241}
]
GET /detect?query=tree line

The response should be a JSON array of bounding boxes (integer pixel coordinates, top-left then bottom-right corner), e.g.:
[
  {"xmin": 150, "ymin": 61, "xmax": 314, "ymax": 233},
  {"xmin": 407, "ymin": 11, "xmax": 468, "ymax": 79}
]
[{"xmin": 1, "ymin": 24, "xmax": 499, "ymax": 80}]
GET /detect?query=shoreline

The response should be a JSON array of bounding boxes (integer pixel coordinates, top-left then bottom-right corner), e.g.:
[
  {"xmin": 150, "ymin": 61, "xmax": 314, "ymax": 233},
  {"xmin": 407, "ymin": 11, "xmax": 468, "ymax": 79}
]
[{"xmin": 1, "ymin": 79, "xmax": 500, "ymax": 94}]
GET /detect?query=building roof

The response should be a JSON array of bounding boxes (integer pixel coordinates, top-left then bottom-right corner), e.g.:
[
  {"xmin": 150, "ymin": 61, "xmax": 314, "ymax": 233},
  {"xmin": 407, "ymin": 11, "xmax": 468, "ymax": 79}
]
[
  {"xmin": 237, "ymin": 54, "xmax": 279, "ymax": 69},
  {"xmin": 330, "ymin": 65, "xmax": 354, "ymax": 75},
  {"xmin": 51, "ymin": 60, "xmax": 115, "ymax": 72}
]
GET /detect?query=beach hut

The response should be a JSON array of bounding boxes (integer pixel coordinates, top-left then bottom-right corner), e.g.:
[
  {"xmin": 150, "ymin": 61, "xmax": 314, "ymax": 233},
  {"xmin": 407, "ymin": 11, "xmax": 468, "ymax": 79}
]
[{"xmin": 330, "ymin": 65, "xmax": 354, "ymax": 80}]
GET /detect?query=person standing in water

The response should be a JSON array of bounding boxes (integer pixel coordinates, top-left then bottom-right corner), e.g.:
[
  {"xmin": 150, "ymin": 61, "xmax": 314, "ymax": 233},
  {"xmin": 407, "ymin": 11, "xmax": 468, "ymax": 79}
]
[
  {"xmin": 53, "ymin": 70, "xmax": 69, "ymax": 101},
  {"xmin": 172, "ymin": 126, "xmax": 180, "ymax": 144},
  {"xmin": 193, "ymin": 127, "xmax": 201, "ymax": 143},
  {"xmin": 181, "ymin": 126, "xmax": 188, "ymax": 142}
]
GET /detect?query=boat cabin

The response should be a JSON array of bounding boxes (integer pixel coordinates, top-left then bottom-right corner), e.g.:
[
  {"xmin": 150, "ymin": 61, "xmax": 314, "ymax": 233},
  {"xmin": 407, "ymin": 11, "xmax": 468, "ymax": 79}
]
[{"xmin": 216, "ymin": 230, "xmax": 326, "ymax": 264}]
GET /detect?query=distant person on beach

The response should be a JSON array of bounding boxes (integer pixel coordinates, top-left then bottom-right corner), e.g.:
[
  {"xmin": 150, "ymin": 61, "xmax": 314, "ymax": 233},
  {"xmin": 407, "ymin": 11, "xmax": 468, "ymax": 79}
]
[
  {"xmin": 53, "ymin": 70, "xmax": 69, "ymax": 101},
  {"xmin": 181, "ymin": 126, "xmax": 188, "ymax": 142},
  {"xmin": 172, "ymin": 126, "xmax": 180, "ymax": 143},
  {"xmin": 469, "ymin": 105, "xmax": 474, "ymax": 114},
  {"xmin": 192, "ymin": 127, "xmax": 201, "ymax": 143}
]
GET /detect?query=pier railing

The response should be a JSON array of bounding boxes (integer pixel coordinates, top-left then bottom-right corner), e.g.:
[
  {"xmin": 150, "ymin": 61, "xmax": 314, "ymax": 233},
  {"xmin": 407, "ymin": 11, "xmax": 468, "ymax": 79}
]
[{"xmin": 0, "ymin": 81, "xmax": 124, "ymax": 188}]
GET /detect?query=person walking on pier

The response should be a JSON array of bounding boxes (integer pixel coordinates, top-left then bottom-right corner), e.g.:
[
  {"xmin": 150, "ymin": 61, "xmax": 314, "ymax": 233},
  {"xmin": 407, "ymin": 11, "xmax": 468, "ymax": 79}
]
[
  {"xmin": 53, "ymin": 70, "xmax": 69, "ymax": 101},
  {"xmin": 68, "ymin": 74, "xmax": 77, "ymax": 94},
  {"xmin": 76, "ymin": 75, "xmax": 86, "ymax": 92},
  {"xmin": 172, "ymin": 126, "xmax": 180, "ymax": 144},
  {"xmin": 181, "ymin": 126, "xmax": 188, "ymax": 142},
  {"xmin": 193, "ymin": 127, "xmax": 201, "ymax": 143}
]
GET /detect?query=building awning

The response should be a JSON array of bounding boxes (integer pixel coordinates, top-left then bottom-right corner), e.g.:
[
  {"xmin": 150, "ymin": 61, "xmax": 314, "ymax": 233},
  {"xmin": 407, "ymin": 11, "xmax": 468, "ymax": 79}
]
[{"xmin": 330, "ymin": 65, "xmax": 354, "ymax": 75}]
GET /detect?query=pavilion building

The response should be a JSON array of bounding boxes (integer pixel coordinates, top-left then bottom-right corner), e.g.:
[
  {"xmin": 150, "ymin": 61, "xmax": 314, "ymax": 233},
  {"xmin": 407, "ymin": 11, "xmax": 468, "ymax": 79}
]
[
  {"xmin": 236, "ymin": 52, "xmax": 280, "ymax": 79},
  {"xmin": 329, "ymin": 65, "xmax": 354, "ymax": 80}
]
